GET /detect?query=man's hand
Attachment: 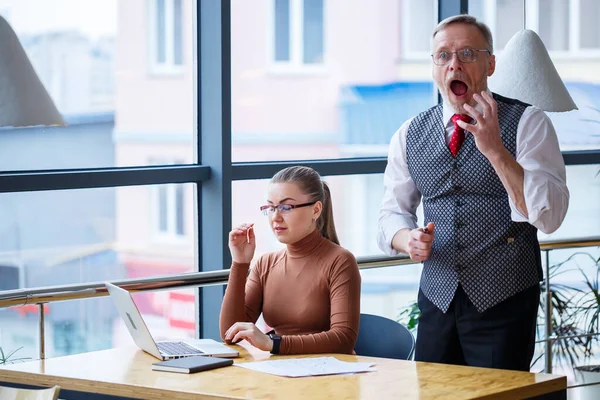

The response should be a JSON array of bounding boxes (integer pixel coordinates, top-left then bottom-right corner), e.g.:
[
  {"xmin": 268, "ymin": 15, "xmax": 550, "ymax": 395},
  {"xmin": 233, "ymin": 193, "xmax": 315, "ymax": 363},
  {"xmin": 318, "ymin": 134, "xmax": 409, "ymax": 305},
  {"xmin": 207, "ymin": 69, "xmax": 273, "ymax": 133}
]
[
  {"xmin": 392, "ymin": 222, "xmax": 435, "ymax": 262},
  {"xmin": 224, "ymin": 322, "xmax": 273, "ymax": 352},
  {"xmin": 460, "ymin": 91, "xmax": 529, "ymax": 217},
  {"xmin": 460, "ymin": 91, "xmax": 508, "ymax": 162}
]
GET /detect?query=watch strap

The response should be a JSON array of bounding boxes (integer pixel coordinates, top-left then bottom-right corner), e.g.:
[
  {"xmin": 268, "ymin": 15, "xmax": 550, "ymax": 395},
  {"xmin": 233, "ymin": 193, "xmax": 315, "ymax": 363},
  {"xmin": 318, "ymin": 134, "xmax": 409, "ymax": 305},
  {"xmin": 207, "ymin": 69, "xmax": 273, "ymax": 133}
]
[{"xmin": 267, "ymin": 330, "xmax": 281, "ymax": 354}]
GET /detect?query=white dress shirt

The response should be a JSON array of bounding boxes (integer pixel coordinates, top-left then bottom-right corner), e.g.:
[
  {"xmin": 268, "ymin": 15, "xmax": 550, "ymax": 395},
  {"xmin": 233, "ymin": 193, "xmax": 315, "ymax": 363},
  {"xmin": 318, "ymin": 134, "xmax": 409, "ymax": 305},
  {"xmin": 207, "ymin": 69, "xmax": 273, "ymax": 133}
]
[{"xmin": 377, "ymin": 98, "xmax": 570, "ymax": 256}]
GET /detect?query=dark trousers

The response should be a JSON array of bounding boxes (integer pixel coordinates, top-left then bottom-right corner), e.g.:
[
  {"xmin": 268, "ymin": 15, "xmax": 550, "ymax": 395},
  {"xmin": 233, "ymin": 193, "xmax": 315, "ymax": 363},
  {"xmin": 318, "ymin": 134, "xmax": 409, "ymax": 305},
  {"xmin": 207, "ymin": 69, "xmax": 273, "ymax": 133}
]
[{"xmin": 414, "ymin": 284, "xmax": 540, "ymax": 371}]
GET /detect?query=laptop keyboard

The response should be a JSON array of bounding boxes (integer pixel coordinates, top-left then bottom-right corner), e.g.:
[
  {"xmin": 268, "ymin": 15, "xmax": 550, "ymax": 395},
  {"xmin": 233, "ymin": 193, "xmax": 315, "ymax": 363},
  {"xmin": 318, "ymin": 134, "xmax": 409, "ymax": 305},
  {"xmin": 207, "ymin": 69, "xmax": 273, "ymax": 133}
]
[{"xmin": 157, "ymin": 341, "xmax": 204, "ymax": 356}]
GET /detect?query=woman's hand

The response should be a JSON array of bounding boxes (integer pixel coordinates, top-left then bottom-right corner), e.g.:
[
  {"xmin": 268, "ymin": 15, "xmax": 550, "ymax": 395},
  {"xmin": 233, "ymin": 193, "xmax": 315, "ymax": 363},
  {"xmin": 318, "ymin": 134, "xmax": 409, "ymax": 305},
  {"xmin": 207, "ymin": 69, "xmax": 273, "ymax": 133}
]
[
  {"xmin": 229, "ymin": 223, "xmax": 256, "ymax": 264},
  {"xmin": 224, "ymin": 322, "xmax": 273, "ymax": 352}
]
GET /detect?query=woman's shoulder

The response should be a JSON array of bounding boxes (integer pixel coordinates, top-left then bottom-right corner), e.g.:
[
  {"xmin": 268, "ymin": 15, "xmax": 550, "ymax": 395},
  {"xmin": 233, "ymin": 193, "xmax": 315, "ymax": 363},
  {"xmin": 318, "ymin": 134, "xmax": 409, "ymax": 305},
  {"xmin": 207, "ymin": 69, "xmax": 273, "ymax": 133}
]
[
  {"xmin": 319, "ymin": 240, "xmax": 358, "ymax": 267},
  {"xmin": 254, "ymin": 248, "xmax": 287, "ymax": 271}
]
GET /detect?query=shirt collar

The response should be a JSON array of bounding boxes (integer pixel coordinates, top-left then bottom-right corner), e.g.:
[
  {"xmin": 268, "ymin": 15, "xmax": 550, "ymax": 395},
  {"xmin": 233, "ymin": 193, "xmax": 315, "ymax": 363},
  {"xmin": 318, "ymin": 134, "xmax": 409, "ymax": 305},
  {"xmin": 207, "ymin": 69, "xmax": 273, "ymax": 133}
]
[{"xmin": 442, "ymin": 88, "xmax": 492, "ymax": 127}]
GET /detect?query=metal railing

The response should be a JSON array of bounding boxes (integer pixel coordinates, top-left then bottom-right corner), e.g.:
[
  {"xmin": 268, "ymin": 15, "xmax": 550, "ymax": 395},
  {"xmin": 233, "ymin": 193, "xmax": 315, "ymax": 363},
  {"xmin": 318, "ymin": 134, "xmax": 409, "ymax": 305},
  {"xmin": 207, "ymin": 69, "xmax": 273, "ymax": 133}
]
[{"xmin": 0, "ymin": 236, "xmax": 599, "ymax": 370}]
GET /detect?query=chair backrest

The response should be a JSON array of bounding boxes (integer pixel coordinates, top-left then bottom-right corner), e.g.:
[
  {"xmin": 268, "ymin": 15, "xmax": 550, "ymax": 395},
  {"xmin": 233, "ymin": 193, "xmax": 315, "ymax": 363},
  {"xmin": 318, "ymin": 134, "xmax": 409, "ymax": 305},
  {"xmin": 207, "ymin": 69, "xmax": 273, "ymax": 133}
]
[
  {"xmin": 354, "ymin": 313, "xmax": 415, "ymax": 360},
  {"xmin": 0, "ymin": 385, "xmax": 60, "ymax": 400}
]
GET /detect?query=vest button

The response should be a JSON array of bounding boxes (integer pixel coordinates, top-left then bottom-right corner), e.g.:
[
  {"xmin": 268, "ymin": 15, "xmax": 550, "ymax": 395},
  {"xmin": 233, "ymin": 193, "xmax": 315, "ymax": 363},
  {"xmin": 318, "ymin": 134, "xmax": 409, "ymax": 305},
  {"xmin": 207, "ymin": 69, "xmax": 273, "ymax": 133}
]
[
  {"xmin": 454, "ymin": 185, "xmax": 462, "ymax": 192},
  {"xmin": 455, "ymin": 221, "xmax": 464, "ymax": 228},
  {"xmin": 456, "ymin": 200, "xmax": 463, "ymax": 207}
]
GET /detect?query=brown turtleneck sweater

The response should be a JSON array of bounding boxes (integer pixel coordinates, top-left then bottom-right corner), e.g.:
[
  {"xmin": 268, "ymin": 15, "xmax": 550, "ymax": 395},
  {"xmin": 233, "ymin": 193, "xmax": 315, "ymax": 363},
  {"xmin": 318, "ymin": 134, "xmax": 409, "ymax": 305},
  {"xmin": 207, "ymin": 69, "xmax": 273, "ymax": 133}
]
[{"xmin": 219, "ymin": 228, "xmax": 361, "ymax": 355}]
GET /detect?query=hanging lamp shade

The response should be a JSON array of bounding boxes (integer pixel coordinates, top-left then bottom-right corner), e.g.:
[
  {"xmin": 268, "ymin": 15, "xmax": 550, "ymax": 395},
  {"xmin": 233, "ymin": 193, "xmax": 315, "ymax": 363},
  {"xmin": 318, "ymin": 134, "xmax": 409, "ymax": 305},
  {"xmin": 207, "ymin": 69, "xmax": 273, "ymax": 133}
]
[
  {"xmin": 488, "ymin": 29, "xmax": 577, "ymax": 112},
  {"xmin": 0, "ymin": 15, "xmax": 65, "ymax": 127}
]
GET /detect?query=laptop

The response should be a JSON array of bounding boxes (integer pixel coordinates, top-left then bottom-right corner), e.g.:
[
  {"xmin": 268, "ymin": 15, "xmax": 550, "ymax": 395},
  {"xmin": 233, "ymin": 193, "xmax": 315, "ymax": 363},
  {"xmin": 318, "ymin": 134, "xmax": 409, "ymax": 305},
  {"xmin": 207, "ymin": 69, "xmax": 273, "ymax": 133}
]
[{"xmin": 105, "ymin": 282, "xmax": 238, "ymax": 360}]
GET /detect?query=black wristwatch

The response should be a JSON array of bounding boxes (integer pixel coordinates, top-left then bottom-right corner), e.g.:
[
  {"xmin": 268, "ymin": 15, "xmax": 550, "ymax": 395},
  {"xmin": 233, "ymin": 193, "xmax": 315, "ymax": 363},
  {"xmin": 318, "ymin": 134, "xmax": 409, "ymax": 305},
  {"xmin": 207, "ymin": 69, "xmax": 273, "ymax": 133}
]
[{"xmin": 268, "ymin": 331, "xmax": 281, "ymax": 354}]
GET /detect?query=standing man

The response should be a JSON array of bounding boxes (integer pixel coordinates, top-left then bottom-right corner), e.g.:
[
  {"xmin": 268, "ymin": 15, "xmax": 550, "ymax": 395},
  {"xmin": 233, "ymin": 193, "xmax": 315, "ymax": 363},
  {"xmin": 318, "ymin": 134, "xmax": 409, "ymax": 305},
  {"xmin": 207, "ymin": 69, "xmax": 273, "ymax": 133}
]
[{"xmin": 378, "ymin": 15, "xmax": 569, "ymax": 371}]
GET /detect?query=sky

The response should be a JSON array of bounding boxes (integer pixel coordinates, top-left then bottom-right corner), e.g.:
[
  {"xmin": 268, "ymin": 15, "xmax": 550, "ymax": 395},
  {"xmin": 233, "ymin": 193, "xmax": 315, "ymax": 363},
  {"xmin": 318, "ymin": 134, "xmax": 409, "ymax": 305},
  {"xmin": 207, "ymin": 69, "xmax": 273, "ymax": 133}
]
[{"xmin": 0, "ymin": 0, "xmax": 117, "ymax": 39}]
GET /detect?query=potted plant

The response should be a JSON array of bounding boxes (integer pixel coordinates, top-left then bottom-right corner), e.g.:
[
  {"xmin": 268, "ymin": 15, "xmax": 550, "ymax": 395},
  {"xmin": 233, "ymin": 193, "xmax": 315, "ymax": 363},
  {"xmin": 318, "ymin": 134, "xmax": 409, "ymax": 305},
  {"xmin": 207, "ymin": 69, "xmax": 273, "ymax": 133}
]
[
  {"xmin": 0, "ymin": 346, "xmax": 30, "ymax": 365},
  {"xmin": 535, "ymin": 250, "xmax": 600, "ymax": 399},
  {"xmin": 397, "ymin": 300, "xmax": 420, "ymax": 334}
]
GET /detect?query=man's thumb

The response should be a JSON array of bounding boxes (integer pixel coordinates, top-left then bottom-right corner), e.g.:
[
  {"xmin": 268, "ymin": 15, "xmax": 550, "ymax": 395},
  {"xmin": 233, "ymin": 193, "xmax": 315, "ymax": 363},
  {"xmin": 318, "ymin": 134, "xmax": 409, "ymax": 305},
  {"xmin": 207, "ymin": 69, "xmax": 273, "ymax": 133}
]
[{"xmin": 426, "ymin": 222, "xmax": 435, "ymax": 233}]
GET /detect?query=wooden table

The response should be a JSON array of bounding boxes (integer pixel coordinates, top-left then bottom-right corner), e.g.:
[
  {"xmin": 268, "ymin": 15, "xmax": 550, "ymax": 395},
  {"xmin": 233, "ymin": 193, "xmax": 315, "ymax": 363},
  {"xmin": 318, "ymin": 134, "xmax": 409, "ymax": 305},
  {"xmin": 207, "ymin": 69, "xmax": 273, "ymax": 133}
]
[{"xmin": 0, "ymin": 342, "xmax": 566, "ymax": 399}]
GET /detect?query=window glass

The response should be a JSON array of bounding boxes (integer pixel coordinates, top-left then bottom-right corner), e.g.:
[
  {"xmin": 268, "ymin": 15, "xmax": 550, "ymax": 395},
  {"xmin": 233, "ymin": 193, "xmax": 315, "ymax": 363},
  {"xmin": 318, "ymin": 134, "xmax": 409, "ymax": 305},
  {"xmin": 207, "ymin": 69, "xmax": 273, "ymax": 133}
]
[
  {"xmin": 403, "ymin": 0, "xmax": 435, "ymax": 54},
  {"xmin": 274, "ymin": 0, "xmax": 291, "ymax": 61},
  {"xmin": 0, "ymin": 288, "xmax": 196, "ymax": 359},
  {"xmin": 0, "ymin": 184, "xmax": 195, "ymax": 358},
  {"xmin": 495, "ymin": 0, "xmax": 523, "ymax": 49},
  {"xmin": 538, "ymin": 0, "xmax": 569, "ymax": 51},
  {"xmin": 156, "ymin": 0, "xmax": 167, "ymax": 63},
  {"xmin": 173, "ymin": 0, "xmax": 183, "ymax": 64},
  {"xmin": 580, "ymin": 0, "xmax": 600, "ymax": 50},
  {"xmin": 302, "ymin": 0, "xmax": 324, "ymax": 64},
  {"xmin": 469, "ymin": 0, "xmax": 600, "ymax": 152},
  {"xmin": 232, "ymin": 174, "xmax": 425, "ymax": 259},
  {"xmin": 231, "ymin": 0, "xmax": 436, "ymax": 162},
  {"xmin": 0, "ymin": 0, "xmax": 195, "ymax": 170}
]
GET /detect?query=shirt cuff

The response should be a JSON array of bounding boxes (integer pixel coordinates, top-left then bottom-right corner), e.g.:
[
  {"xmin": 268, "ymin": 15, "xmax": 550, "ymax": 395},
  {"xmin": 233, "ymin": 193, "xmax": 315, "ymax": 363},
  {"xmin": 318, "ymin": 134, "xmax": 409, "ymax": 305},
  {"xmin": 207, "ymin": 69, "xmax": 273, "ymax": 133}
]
[
  {"xmin": 509, "ymin": 169, "xmax": 556, "ymax": 232},
  {"xmin": 378, "ymin": 215, "xmax": 418, "ymax": 256}
]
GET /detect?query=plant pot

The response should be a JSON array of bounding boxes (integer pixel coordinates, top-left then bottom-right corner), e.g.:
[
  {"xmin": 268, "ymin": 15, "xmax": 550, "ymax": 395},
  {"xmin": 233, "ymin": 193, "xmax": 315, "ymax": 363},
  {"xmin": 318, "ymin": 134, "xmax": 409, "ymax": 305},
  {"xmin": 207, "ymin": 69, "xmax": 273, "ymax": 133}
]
[{"xmin": 574, "ymin": 365, "xmax": 600, "ymax": 400}]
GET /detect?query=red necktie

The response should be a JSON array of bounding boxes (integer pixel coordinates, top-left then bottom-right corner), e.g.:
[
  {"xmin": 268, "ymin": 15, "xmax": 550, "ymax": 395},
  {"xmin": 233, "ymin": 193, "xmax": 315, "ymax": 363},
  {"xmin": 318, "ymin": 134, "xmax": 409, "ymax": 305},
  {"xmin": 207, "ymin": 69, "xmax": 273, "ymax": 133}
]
[{"xmin": 449, "ymin": 114, "xmax": 471, "ymax": 157}]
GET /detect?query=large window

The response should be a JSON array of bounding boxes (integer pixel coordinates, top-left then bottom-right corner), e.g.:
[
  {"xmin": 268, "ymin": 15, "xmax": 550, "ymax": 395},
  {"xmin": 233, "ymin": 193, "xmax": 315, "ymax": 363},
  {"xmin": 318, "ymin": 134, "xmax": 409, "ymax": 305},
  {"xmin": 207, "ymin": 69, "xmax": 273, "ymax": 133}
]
[
  {"xmin": 0, "ymin": 0, "xmax": 194, "ymax": 171},
  {"xmin": 0, "ymin": 182, "xmax": 195, "ymax": 357},
  {"xmin": 0, "ymin": 0, "xmax": 199, "ymax": 358},
  {"xmin": 232, "ymin": 0, "xmax": 436, "ymax": 162}
]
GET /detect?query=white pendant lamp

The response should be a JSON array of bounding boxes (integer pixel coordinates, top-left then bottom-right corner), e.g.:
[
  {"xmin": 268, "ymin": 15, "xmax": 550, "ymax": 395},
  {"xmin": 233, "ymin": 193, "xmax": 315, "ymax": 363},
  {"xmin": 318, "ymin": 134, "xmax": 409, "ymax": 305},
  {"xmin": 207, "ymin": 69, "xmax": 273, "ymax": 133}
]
[
  {"xmin": 488, "ymin": 29, "xmax": 577, "ymax": 112},
  {"xmin": 0, "ymin": 15, "xmax": 66, "ymax": 127}
]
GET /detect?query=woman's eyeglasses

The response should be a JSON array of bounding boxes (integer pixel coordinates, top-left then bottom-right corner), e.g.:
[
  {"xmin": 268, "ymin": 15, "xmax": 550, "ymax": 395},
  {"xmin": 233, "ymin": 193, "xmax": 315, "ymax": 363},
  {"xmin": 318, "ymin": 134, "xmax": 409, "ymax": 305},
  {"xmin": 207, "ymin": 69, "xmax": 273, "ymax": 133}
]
[{"xmin": 259, "ymin": 202, "xmax": 317, "ymax": 216}]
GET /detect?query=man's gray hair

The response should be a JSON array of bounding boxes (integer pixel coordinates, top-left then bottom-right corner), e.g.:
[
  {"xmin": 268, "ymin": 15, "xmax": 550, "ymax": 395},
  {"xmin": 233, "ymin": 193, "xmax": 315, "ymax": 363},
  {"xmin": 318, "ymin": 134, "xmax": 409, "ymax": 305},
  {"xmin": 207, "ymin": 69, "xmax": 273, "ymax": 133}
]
[{"xmin": 432, "ymin": 14, "xmax": 494, "ymax": 54}]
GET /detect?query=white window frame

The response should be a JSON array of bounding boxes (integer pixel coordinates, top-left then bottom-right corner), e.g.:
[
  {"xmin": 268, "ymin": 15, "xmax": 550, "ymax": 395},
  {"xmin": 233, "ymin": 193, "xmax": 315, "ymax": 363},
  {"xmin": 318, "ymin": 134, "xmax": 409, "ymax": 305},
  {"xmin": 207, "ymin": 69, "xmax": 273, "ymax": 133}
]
[
  {"xmin": 148, "ymin": 0, "xmax": 184, "ymax": 74},
  {"xmin": 267, "ymin": 0, "xmax": 327, "ymax": 74},
  {"xmin": 152, "ymin": 183, "xmax": 185, "ymax": 241},
  {"xmin": 149, "ymin": 159, "xmax": 186, "ymax": 243},
  {"xmin": 481, "ymin": 0, "xmax": 600, "ymax": 59},
  {"xmin": 400, "ymin": 0, "xmax": 438, "ymax": 61},
  {"xmin": 152, "ymin": 183, "xmax": 186, "ymax": 243}
]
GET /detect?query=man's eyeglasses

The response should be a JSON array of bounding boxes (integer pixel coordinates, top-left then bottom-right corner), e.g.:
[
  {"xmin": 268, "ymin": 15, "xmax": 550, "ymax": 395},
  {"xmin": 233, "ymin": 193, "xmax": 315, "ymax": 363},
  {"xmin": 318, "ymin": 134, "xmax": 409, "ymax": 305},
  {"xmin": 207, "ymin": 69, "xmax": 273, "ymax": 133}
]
[
  {"xmin": 431, "ymin": 48, "xmax": 491, "ymax": 66},
  {"xmin": 259, "ymin": 202, "xmax": 317, "ymax": 216}
]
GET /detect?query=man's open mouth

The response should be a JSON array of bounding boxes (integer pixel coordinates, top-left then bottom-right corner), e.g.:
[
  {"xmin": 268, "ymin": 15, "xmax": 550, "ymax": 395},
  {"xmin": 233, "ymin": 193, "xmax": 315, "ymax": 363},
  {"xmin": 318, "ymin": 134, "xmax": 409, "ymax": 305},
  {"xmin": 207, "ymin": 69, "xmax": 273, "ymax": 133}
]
[{"xmin": 450, "ymin": 80, "xmax": 468, "ymax": 96}]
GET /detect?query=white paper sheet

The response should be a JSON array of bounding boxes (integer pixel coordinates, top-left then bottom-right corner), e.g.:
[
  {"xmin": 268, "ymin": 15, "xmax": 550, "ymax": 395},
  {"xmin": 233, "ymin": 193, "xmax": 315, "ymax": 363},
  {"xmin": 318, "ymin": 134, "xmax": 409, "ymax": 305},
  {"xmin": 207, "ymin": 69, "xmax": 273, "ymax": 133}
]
[{"xmin": 234, "ymin": 356, "xmax": 376, "ymax": 378}]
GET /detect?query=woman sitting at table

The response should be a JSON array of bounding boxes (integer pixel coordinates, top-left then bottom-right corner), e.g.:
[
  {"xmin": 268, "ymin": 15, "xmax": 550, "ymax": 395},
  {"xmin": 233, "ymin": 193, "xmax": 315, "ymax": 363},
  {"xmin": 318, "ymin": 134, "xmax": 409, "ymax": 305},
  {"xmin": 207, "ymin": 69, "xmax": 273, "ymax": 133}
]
[{"xmin": 219, "ymin": 166, "xmax": 361, "ymax": 355}]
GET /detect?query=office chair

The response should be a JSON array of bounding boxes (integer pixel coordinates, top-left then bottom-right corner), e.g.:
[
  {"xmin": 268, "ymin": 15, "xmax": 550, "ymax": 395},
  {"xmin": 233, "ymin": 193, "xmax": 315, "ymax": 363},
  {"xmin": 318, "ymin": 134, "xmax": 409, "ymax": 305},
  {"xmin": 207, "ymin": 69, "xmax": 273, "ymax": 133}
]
[
  {"xmin": 354, "ymin": 313, "xmax": 415, "ymax": 360},
  {"xmin": 0, "ymin": 385, "xmax": 60, "ymax": 400}
]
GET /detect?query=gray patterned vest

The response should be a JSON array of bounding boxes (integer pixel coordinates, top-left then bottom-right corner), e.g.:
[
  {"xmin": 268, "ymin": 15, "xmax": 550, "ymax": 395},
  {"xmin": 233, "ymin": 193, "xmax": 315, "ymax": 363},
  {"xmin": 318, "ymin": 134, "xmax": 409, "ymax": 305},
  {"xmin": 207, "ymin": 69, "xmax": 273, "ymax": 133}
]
[{"xmin": 406, "ymin": 93, "xmax": 542, "ymax": 313}]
